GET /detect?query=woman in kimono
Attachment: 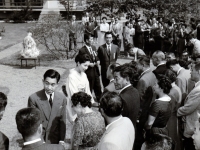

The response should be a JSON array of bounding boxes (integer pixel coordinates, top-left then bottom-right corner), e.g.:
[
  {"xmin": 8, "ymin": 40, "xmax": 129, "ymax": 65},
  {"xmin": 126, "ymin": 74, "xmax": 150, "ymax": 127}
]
[{"xmin": 65, "ymin": 53, "xmax": 94, "ymax": 123}]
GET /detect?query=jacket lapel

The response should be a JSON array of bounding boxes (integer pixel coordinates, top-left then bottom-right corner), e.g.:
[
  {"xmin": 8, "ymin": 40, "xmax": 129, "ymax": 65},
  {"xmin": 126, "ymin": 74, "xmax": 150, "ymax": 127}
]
[
  {"xmin": 38, "ymin": 90, "xmax": 51, "ymax": 120},
  {"xmin": 47, "ymin": 92, "xmax": 62, "ymax": 130}
]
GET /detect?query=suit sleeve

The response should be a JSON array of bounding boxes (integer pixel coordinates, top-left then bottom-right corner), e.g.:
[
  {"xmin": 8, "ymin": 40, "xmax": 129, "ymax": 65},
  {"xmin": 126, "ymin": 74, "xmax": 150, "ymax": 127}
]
[
  {"xmin": 175, "ymin": 78, "xmax": 185, "ymax": 94},
  {"xmin": 97, "ymin": 47, "xmax": 102, "ymax": 64},
  {"xmin": 28, "ymin": 96, "xmax": 37, "ymax": 108},
  {"xmin": 0, "ymin": 134, "xmax": 9, "ymax": 150},
  {"xmin": 60, "ymin": 96, "xmax": 67, "ymax": 141},
  {"xmin": 137, "ymin": 79, "xmax": 147, "ymax": 103},
  {"xmin": 177, "ymin": 92, "xmax": 200, "ymax": 117}
]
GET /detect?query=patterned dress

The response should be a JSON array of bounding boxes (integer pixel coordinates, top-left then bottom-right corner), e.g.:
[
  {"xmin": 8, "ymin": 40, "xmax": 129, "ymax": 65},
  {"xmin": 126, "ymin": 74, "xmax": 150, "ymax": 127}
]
[{"xmin": 73, "ymin": 111, "xmax": 105, "ymax": 150}]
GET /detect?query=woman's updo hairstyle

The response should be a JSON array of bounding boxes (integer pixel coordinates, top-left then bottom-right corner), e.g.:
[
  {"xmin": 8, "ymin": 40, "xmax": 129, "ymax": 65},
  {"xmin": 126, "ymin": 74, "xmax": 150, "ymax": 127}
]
[
  {"xmin": 165, "ymin": 69, "xmax": 177, "ymax": 84},
  {"xmin": 75, "ymin": 54, "xmax": 90, "ymax": 64},
  {"xmin": 71, "ymin": 92, "xmax": 92, "ymax": 108},
  {"xmin": 158, "ymin": 77, "xmax": 172, "ymax": 94}
]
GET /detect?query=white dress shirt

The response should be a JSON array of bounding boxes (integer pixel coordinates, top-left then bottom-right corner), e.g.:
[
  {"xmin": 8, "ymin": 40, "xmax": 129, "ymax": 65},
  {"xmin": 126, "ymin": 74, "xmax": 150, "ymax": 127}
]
[
  {"xmin": 119, "ymin": 84, "xmax": 132, "ymax": 94},
  {"xmin": 24, "ymin": 138, "xmax": 41, "ymax": 146},
  {"xmin": 45, "ymin": 92, "xmax": 54, "ymax": 102}
]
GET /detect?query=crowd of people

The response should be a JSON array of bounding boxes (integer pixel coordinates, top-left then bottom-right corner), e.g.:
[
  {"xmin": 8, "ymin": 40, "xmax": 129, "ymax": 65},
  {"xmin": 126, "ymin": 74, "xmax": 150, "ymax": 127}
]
[{"xmin": 2, "ymin": 12, "xmax": 200, "ymax": 150}]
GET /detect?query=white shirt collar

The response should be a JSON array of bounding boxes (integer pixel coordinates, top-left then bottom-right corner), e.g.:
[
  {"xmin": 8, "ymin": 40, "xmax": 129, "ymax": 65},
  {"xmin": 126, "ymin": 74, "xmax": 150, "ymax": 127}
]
[
  {"xmin": 155, "ymin": 95, "xmax": 171, "ymax": 102},
  {"xmin": 157, "ymin": 62, "xmax": 165, "ymax": 68},
  {"xmin": 45, "ymin": 91, "xmax": 54, "ymax": 102},
  {"xmin": 141, "ymin": 68, "xmax": 150, "ymax": 77},
  {"xmin": 195, "ymin": 81, "xmax": 200, "ymax": 87},
  {"xmin": 110, "ymin": 79, "xmax": 114, "ymax": 83},
  {"xmin": 106, "ymin": 43, "xmax": 112, "ymax": 47},
  {"xmin": 119, "ymin": 84, "xmax": 132, "ymax": 94},
  {"xmin": 106, "ymin": 115, "xmax": 122, "ymax": 130},
  {"xmin": 177, "ymin": 67, "xmax": 183, "ymax": 75},
  {"xmin": 24, "ymin": 138, "xmax": 41, "ymax": 146}
]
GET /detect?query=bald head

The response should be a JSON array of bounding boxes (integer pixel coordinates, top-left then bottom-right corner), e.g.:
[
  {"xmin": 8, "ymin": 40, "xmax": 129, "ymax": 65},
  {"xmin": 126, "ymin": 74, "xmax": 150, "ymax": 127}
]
[{"xmin": 152, "ymin": 51, "xmax": 165, "ymax": 66}]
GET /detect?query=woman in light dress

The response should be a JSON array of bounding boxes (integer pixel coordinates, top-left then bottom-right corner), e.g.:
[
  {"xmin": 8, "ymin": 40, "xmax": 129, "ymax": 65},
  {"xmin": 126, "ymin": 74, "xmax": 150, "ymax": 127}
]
[
  {"xmin": 99, "ymin": 17, "xmax": 109, "ymax": 45},
  {"xmin": 21, "ymin": 32, "xmax": 40, "ymax": 58},
  {"xmin": 65, "ymin": 53, "xmax": 94, "ymax": 123}
]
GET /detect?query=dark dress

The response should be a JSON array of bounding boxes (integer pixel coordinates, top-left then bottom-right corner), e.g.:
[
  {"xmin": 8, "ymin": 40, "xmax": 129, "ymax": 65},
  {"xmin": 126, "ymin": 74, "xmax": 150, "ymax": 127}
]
[
  {"xmin": 177, "ymin": 30, "xmax": 186, "ymax": 58},
  {"xmin": 167, "ymin": 86, "xmax": 183, "ymax": 150},
  {"xmin": 85, "ymin": 21, "xmax": 98, "ymax": 38},
  {"xmin": 149, "ymin": 96, "xmax": 172, "ymax": 135},
  {"xmin": 73, "ymin": 111, "xmax": 105, "ymax": 149}
]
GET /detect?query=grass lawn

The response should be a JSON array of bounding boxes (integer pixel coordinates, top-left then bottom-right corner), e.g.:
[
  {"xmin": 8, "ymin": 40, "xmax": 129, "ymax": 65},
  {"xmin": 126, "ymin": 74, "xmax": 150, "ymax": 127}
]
[{"xmin": 0, "ymin": 23, "xmax": 35, "ymax": 51}]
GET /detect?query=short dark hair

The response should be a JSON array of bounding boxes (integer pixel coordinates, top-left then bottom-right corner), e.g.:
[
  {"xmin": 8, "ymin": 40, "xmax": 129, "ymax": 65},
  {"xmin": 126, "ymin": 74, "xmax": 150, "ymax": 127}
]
[
  {"xmin": 16, "ymin": 108, "xmax": 41, "ymax": 138},
  {"xmin": 158, "ymin": 77, "xmax": 172, "ymax": 94},
  {"xmin": 166, "ymin": 59, "xmax": 179, "ymax": 69},
  {"xmin": 145, "ymin": 133, "xmax": 174, "ymax": 150},
  {"xmin": 102, "ymin": 17, "xmax": 107, "ymax": 20},
  {"xmin": 165, "ymin": 69, "xmax": 177, "ymax": 83},
  {"xmin": 138, "ymin": 56, "xmax": 150, "ymax": 66},
  {"xmin": 43, "ymin": 69, "xmax": 60, "ymax": 83},
  {"xmin": 109, "ymin": 63, "xmax": 120, "ymax": 74},
  {"xmin": 71, "ymin": 92, "xmax": 92, "ymax": 108},
  {"xmin": 75, "ymin": 53, "xmax": 90, "ymax": 64},
  {"xmin": 0, "ymin": 92, "xmax": 7, "ymax": 109},
  {"xmin": 125, "ymin": 21, "xmax": 130, "ymax": 26},
  {"xmin": 114, "ymin": 64, "xmax": 132, "ymax": 81},
  {"xmin": 100, "ymin": 92, "xmax": 123, "ymax": 117},
  {"xmin": 84, "ymin": 33, "xmax": 93, "ymax": 42},
  {"xmin": 105, "ymin": 31, "xmax": 113, "ymax": 38}
]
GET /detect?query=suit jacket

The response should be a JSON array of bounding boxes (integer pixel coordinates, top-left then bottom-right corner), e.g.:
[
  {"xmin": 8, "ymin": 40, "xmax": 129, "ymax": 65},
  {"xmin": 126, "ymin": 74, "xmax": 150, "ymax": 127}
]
[
  {"xmin": 98, "ymin": 117, "xmax": 135, "ymax": 150},
  {"xmin": 68, "ymin": 20, "xmax": 78, "ymax": 38},
  {"xmin": 153, "ymin": 64, "xmax": 167, "ymax": 79},
  {"xmin": 22, "ymin": 140, "xmax": 64, "ymax": 150},
  {"xmin": 137, "ymin": 69, "xmax": 157, "ymax": 109},
  {"xmin": 119, "ymin": 85, "xmax": 140, "ymax": 127},
  {"xmin": 175, "ymin": 68, "xmax": 191, "ymax": 96},
  {"xmin": 79, "ymin": 45, "xmax": 100, "ymax": 77},
  {"xmin": 28, "ymin": 89, "xmax": 66, "ymax": 144},
  {"xmin": 135, "ymin": 23, "xmax": 143, "ymax": 47},
  {"xmin": 177, "ymin": 82, "xmax": 200, "ymax": 138},
  {"xmin": 0, "ymin": 131, "xmax": 9, "ymax": 150},
  {"xmin": 97, "ymin": 43, "xmax": 119, "ymax": 72}
]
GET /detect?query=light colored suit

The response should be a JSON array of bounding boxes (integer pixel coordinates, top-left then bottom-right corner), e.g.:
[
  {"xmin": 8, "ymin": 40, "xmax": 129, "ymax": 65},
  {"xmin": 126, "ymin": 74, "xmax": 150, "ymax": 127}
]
[
  {"xmin": 177, "ymin": 82, "xmax": 200, "ymax": 138},
  {"xmin": 28, "ymin": 89, "xmax": 66, "ymax": 144},
  {"xmin": 175, "ymin": 68, "xmax": 191, "ymax": 96},
  {"xmin": 98, "ymin": 117, "xmax": 135, "ymax": 150}
]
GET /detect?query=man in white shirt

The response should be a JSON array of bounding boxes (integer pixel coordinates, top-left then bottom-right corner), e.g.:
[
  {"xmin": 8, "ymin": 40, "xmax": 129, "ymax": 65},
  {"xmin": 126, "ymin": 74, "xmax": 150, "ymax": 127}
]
[
  {"xmin": 28, "ymin": 69, "xmax": 67, "ymax": 144},
  {"xmin": 16, "ymin": 107, "xmax": 64, "ymax": 150},
  {"xmin": 98, "ymin": 92, "xmax": 135, "ymax": 150}
]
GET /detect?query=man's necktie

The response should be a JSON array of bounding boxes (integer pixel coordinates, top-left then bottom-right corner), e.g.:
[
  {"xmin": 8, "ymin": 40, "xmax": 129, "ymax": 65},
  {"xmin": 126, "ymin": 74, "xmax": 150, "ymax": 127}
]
[
  {"xmin": 49, "ymin": 94, "xmax": 53, "ymax": 108},
  {"xmin": 107, "ymin": 45, "xmax": 111, "ymax": 56},
  {"xmin": 89, "ymin": 47, "xmax": 95, "ymax": 60}
]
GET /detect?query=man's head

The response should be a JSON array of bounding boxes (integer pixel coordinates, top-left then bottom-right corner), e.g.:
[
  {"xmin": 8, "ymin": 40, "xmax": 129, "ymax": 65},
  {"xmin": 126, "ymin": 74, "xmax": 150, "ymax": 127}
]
[
  {"xmin": 115, "ymin": 17, "xmax": 119, "ymax": 24},
  {"xmin": 166, "ymin": 59, "xmax": 180, "ymax": 73},
  {"xmin": 136, "ymin": 56, "xmax": 150, "ymax": 74},
  {"xmin": 191, "ymin": 62, "xmax": 200, "ymax": 82},
  {"xmin": 145, "ymin": 133, "xmax": 174, "ymax": 150},
  {"xmin": 152, "ymin": 51, "xmax": 165, "ymax": 66},
  {"xmin": 166, "ymin": 52, "xmax": 175, "ymax": 61},
  {"xmin": 106, "ymin": 63, "xmax": 120, "ymax": 80},
  {"xmin": 111, "ymin": 17, "xmax": 115, "ymax": 23},
  {"xmin": 16, "ymin": 108, "xmax": 42, "ymax": 140},
  {"xmin": 182, "ymin": 50, "xmax": 189, "ymax": 61},
  {"xmin": 105, "ymin": 32, "xmax": 113, "ymax": 44},
  {"xmin": 84, "ymin": 34, "xmax": 93, "ymax": 46},
  {"xmin": 43, "ymin": 69, "xmax": 60, "ymax": 95},
  {"xmin": 99, "ymin": 92, "xmax": 123, "ymax": 119},
  {"xmin": 0, "ymin": 92, "xmax": 7, "ymax": 120},
  {"xmin": 113, "ymin": 64, "xmax": 132, "ymax": 90},
  {"xmin": 85, "ymin": 12, "xmax": 89, "ymax": 17},
  {"xmin": 71, "ymin": 15, "xmax": 76, "ymax": 21}
]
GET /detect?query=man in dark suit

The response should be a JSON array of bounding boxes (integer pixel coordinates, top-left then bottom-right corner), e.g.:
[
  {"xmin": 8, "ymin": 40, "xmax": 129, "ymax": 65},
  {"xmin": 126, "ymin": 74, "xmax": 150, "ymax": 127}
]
[
  {"xmin": 98, "ymin": 31, "xmax": 119, "ymax": 87},
  {"xmin": 152, "ymin": 51, "xmax": 167, "ymax": 79},
  {"xmin": 135, "ymin": 18, "xmax": 144, "ymax": 49},
  {"xmin": 0, "ymin": 92, "xmax": 9, "ymax": 150},
  {"xmin": 16, "ymin": 107, "xmax": 64, "ymax": 150},
  {"xmin": 136, "ymin": 56, "xmax": 157, "ymax": 150},
  {"xmin": 113, "ymin": 64, "xmax": 140, "ymax": 127},
  {"xmin": 79, "ymin": 34, "xmax": 102, "ymax": 101},
  {"xmin": 28, "ymin": 69, "xmax": 66, "ymax": 144}
]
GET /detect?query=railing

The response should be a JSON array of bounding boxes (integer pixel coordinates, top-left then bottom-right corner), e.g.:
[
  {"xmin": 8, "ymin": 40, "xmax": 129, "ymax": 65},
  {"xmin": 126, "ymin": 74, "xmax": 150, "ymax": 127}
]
[{"xmin": 0, "ymin": 1, "xmax": 43, "ymax": 8}]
